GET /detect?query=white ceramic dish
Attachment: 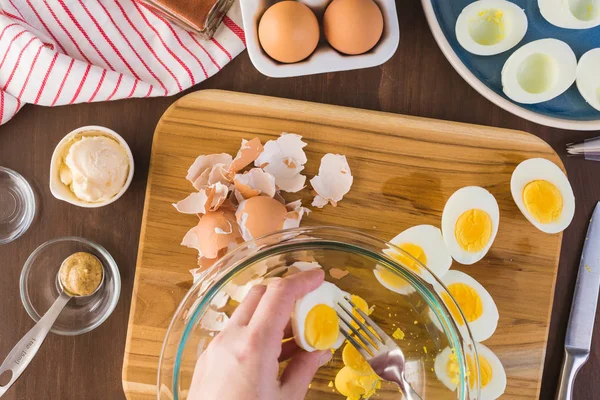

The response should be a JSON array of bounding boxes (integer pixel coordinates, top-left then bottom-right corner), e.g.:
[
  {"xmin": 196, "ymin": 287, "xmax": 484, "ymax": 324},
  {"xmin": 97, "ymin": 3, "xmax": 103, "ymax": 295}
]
[
  {"xmin": 49, "ymin": 125, "xmax": 134, "ymax": 208},
  {"xmin": 241, "ymin": 0, "xmax": 400, "ymax": 78}
]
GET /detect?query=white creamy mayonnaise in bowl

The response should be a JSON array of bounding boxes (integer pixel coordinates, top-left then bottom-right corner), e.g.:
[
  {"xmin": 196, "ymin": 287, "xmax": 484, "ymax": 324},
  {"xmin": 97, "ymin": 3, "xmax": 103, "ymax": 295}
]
[{"xmin": 50, "ymin": 125, "xmax": 134, "ymax": 208}]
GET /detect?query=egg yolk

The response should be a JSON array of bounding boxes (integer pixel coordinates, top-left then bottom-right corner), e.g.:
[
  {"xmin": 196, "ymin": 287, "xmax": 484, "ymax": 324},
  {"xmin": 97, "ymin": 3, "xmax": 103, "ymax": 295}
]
[
  {"xmin": 392, "ymin": 243, "xmax": 427, "ymax": 272},
  {"xmin": 454, "ymin": 209, "xmax": 492, "ymax": 253},
  {"xmin": 522, "ymin": 180, "xmax": 563, "ymax": 224},
  {"xmin": 446, "ymin": 350, "xmax": 493, "ymax": 389},
  {"xmin": 469, "ymin": 9, "xmax": 505, "ymax": 46},
  {"xmin": 377, "ymin": 267, "xmax": 410, "ymax": 289},
  {"xmin": 342, "ymin": 343, "xmax": 373, "ymax": 375},
  {"xmin": 350, "ymin": 294, "xmax": 370, "ymax": 329},
  {"xmin": 442, "ymin": 283, "xmax": 483, "ymax": 325},
  {"xmin": 305, "ymin": 304, "xmax": 339, "ymax": 350},
  {"xmin": 334, "ymin": 366, "xmax": 380, "ymax": 399}
]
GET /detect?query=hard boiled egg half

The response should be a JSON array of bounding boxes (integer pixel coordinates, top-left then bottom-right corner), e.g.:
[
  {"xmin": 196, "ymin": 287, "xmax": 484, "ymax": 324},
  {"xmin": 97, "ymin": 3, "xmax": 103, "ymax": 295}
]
[
  {"xmin": 377, "ymin": 225, "xmax": 452, "ymax": 295},
  {"xmin": 539, "ymin": 0, "xmax": 600, "ymax": 29},
  {"xmin": 291, "ymin": 282, "xmax": 346, "ymax": 352},
  {"xmin": 455, "ymin": 0, "xmax": 528, "ymax": 56},
  {"xmin": 434, "ymin": 343, "xmax": 506, "ymax": 399},
  {"xmin": 502, "ymin": 39, "xmax": 577, "ymax": 104},
  {"xmin": 577, "ymin": 48, "xmax": 600, "ymax": 111},
  {"xmin": 441, "ymin": 270, "xmax": 499, "ymax": 342},
  {"xmin": 441, "ymin": 186, "xmax": 499, "ymax": 265},
  {"xmin": 511, "ymin": 158, "xmax": 575, "ymax": 233}
]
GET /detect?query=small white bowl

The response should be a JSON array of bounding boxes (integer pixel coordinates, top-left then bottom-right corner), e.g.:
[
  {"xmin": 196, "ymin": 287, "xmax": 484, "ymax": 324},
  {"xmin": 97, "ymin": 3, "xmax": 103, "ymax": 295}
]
[
  {"xmin": 49, "ymin": 125, "xmax": 134, "ymax": 208},
  {"xmin": 241, "ymin": 0, "xmax": 400, "ymax": 78}
]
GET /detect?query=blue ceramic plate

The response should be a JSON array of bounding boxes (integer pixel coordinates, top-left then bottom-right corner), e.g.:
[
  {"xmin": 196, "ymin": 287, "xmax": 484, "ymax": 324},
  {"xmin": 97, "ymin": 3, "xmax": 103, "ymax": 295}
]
[{"xmin": 421, "ymin": 0, "xmax": 600, "ymax": 130}]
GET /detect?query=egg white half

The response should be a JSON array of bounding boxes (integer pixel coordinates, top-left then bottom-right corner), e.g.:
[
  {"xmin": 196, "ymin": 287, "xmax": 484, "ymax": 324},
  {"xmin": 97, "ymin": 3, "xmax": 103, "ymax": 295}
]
[
  {"xmin": 501, "ymin": 39, "xmax": 577, "ymax": 104},
  {"xmin": 441, "ymin": 270, "xmax": 499, "ymax": 342},
  {"xmin": 388, "ymin": 225, "xmax": 453, "ymax": 278},
  {"xmin": 434, "ymin": 343, "xmax": 506, "ymax": 399},
  {"xmin": 539, "ymin": 0, "xmax": 600, "ymax": 29},
  {"xmin": 373, "ymin": 266, "xmax": 416, "ymax": 295},
  {"xmin": 577, "ymin": 48, "xmax": 600, "ymax": 111},
  {"xmin": 292, "ymin": 281, "xmax": 346, "ymax": 352},
  {"xmin": 441, "ymin": 186, "xmax": 500, "ymax": 265},
  {"xmin": 510, "ymin": 158, "xmax": 575, "ymax": 234},
  {"xmin": 455, "ymin": 0, "xmax": 528, "ymax": 56}
]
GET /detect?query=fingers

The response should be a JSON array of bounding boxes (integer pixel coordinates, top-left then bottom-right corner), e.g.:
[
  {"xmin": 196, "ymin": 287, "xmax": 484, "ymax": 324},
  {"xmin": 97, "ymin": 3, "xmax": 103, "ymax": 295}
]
[
  {"xmin": 279, "ymin": 339, "xmax": 300, "ymax": 362},
  {"xmin": 280, "ymin": 350, "xmax": 332, "ymax": 399},
  {"xmin": 249, "ymin": 269, "xmax": 324, "ymax": 342},
  {"xmin": 228, "ymin": 284, "xmax": 267, "ymax": 326}
]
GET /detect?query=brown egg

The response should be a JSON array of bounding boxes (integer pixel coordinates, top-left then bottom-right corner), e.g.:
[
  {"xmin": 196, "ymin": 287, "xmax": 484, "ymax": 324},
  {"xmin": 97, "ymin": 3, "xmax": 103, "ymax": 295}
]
[
  {"xmin": 258, "ymin": 1, "xmax": 320, "ymax": 63},
  {"xmin": 323, "ymin": 0, "xmax": 384, "ymax": 55},
  {"xmin": 195, "ymin": 209, "xmax": 241, "ymax": 259},
  {"xmin": 236, "ymin": 196, "xmax": 287, "ymax": 239}
]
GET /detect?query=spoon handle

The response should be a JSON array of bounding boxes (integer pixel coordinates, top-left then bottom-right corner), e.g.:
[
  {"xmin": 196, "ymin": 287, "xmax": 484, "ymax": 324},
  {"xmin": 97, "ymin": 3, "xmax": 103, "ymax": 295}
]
[{"xmin": 0, "ymin": 291, "xmax": 72, "ymax": 397}]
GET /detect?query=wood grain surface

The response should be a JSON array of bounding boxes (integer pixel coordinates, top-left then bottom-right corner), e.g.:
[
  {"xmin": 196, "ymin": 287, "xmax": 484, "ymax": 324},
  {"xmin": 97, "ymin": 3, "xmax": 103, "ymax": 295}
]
[
  {"xmin": 0, "ymin": 1, "xmax": 599, "ymax": 399},
  {"xmin": 123, "ymin": 90, "xmax": 562, "ymax": 399}
]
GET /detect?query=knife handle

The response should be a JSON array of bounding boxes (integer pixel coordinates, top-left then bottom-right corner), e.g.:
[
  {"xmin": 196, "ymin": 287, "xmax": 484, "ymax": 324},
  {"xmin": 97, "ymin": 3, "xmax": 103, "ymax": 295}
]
[{"xmin": 556, "ymin": 350, "xmax": 588, "ymax": 400}]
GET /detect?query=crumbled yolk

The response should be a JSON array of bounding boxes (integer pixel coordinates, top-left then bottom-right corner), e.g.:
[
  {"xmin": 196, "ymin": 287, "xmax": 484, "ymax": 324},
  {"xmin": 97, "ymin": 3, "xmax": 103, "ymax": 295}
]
[
  {"xmin": 334, "ymin": 366, "xmax": 380, "ymax": 399},
  {"xmin": 523, "ymin": 180, "xmax": 563, "ymax": 224},
  {"xmin": 454, "ymin": 209, "xmax": 492, "ymax": 252},
  {"xmin": 471, "ymin": 9, "xmax": 505, "ymax": 45},
  {"xmin": 342, "ymin": 343, "xmax": 373, "ymax": 375},
  {"xmin": 305, "ymin": 304, "xmax": 339, "ymax": 350},
  {"xmin": 392, "ymin": 328, "xmax": 405, "ymax": 340},
  {"xmin": 446, "ymin": 349, "xmax": 460, "ymax": 386},
  {"xmin": 442, "ymin": 283, "xmax": 483, "ymax": 325},
  {"xmin": 447, "ymin": 351, "xmax": 493, "ymax": 389},
  {"xmin": 392, "ymin": 243, "xmax": 427, "ymax": 272}
]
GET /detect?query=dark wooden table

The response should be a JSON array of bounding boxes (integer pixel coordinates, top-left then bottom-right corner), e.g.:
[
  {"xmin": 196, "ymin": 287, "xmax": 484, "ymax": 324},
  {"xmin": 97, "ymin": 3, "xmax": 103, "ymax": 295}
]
[{"xmin": 1, "ymin": 2, "xmax": 599, "ymax": 399}]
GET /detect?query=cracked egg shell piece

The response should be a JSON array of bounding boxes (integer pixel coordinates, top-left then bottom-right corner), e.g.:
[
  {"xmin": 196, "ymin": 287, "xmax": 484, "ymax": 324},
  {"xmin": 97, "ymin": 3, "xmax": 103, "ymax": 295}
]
[
  {"xmin": 236, "ymin": 196, "xmax": 288, "ymax": 241},
  {"xmin": 254, "ymin": 133, "xmax": 308, "ymax": 193},
  {"xmin": 283, "ymin": 199, "xmax": 311, "ymax": 230},
  {"xmin": 311, "ymin": 153, "xmax": 353, "ymax": 208},
  {"xmin": 234, "ymin": 168, "xmax": 277, "ymax": 199},
  {"xmin": 187, "ymin": 153, "xmax": 233, "ymax": 186},
  {"xmin": 173, "ymin": 182, "xmax": 229, "ymax": 214},
  {"xmin": 195, "ymin": 209, "xmax": 241, "ymax": 259},
  {"xmin": 229, "ymin": 138, "xmax": 264, "ymax": 174}
]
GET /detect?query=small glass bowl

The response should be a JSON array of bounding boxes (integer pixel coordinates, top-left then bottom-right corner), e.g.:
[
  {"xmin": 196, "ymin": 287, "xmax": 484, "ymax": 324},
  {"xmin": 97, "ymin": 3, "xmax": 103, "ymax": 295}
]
[
  {"xmin": 20, "ymin": 237, "xmax": 121, "ymax": 336},
  {"xmin": 0, "ymin": 167, "xmax": 36, "ymax": 245},
  {"xmin": 159, "ymin": 227, "xmax": 479, "ymax": 400}
]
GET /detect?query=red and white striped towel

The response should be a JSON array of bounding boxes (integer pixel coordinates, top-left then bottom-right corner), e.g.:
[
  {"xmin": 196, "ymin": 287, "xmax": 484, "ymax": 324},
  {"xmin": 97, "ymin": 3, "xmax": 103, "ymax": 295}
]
[{"xmin": 0, "ymin": 0, "xmax": 246, "ymax": 126}]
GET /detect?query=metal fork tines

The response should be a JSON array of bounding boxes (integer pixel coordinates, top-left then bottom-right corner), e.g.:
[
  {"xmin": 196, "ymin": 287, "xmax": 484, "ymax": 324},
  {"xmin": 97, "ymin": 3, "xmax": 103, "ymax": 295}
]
[{"xmin": 336, "ymin": 297, "xmax": 422, "ymax": 400}]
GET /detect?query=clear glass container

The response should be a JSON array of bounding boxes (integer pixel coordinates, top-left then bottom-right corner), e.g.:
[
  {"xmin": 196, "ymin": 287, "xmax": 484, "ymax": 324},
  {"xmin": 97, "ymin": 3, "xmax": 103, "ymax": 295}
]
[
  {"xmin": 0, "ymin": 167, "xmax": 35, "ymax": 245},
  {"xmin": 20, "ymin": 237, "xmax": 121, "ymax": 336},
  {"xmin": 158, "ymin": 227, "xmax": 480, "ymax": 399}
]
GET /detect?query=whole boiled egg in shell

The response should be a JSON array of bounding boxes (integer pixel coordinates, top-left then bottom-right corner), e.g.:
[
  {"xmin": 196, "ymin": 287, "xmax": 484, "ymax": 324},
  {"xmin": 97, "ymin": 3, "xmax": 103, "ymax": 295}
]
[
  {"xmin": 434, "ymin": 343, "xmax": 506, "ymax": 399},
  {"xmin": 510, "ymin": 158, "xmax": 575, "ymax": 233},
  {"xmin": 376, "ymin": 225, "xmax": 452, "ymax": 295},
  {"xmin": 441, "ymin": 186, "xmax": 499, "ymax": 265},
  {"xmin": 292, "ymin": 282, "xmax": 347, "ymax": 351},
  {"xmin": 502, "ymin": 39, "xmax": 577, "ymax": 104},
  {"xmin": 441, "ymin": 270, "xmax": 499, "ymax": 342},
  {"xmin": 455, "ymin": 0, "xmax": 528, "ymax": 56}
]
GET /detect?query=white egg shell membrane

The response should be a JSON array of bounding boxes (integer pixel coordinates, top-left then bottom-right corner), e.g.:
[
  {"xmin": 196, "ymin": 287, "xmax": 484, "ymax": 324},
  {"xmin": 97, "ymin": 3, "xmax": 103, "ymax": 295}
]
[
  {"xmin": 388, "ymin": 225, "xmax": 453, "ymax": 278},
  {"xmin": 475, "ymin": 343, "xmax": 507, "ymax": 399},
  {"xmin": 373, "ymin": 266, "xmax": 416, "ymax": 295},
  {"xmin": 501, "ymin": 39, "xmax": 577, "ymax": 104},
  {"xmin": 441, "ymin": 186, "xmax": 500, "ymax": 265},
  {"xmin": 292, "ymin": 282, "xmax": 347, "ymax": 352},
  {"xmin": 539, "ymin": 0, "xmax": 600, "ymax": 29},
  {"xmin": 441, "ymin": 270, "xmax": 499, "ymax": 342},
  {"xmin": 310, "ymin": 154, "xmax": 353, "ymax": 208},
  {"xmin": 254, "ymin": 133, "xmax": 307, "ymax": 193},
  {"xmin": 510, "ymin": 158, "xmax": 575, "ymax": 234},
  {"xmin": 434, "ymin": 347, "xmax": 459, "ymax": 391},
  {"xmin": 455, "ymin": 0, "xmax": 528, "ymax": 56},
  {"xmin": 577, "ymin": 48, "xmax": 600, "ymax": 111}
]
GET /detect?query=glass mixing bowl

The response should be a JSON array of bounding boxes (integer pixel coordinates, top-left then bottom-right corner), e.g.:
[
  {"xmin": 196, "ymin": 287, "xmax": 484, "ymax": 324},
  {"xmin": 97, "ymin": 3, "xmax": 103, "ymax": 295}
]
[{"xmin": 158, "ymin": 227, "xmax": 479, "ymax": 399}]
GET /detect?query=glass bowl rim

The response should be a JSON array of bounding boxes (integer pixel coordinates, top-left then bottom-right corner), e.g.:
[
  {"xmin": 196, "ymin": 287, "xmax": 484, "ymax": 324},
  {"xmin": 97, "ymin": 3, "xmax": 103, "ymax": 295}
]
[
  {"xmin": 0, "ymin": 166, "xmax": 36, "ymax": 245},
  {"xmin": 19, "ymin": 236, "xmax": 121, "ymax": 336},
  {"xmin": 159, "ymin": 226, "xmax": 479, "ymax": 399}
]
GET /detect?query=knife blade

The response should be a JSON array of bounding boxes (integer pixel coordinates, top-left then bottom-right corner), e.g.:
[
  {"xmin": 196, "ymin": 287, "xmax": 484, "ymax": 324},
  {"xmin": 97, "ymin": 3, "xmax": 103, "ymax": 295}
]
[{"xmin": 557, "ymin": 201, "xmax": 600, "ymax": 400}]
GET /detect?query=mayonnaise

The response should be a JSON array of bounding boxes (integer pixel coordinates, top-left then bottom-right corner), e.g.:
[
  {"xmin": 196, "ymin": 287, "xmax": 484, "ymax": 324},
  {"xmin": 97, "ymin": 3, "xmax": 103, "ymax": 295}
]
[{"xmin": 60, "ymin": 135, "xmax": 129, "ymax": 203}]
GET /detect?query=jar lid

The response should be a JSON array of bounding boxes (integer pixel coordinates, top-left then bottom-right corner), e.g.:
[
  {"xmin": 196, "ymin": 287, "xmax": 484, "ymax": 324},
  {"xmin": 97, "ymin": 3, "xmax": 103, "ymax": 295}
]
[{"xmin": 0, "ymin": 167, "xmax": 35, "ymax": 244}]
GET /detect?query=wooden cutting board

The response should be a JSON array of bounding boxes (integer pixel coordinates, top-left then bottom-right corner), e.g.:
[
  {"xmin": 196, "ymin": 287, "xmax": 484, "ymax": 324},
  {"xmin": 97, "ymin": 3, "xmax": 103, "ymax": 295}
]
[{"xmin": 122, "ymin": 90, "xmax": 562, "ymax": 399}]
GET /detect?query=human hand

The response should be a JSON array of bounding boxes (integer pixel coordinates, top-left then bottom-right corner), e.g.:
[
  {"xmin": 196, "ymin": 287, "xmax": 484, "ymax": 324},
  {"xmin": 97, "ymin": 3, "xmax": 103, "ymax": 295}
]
[{"xmin": 188, "ymin": 269, "xmax": 332, "ymax": 400}]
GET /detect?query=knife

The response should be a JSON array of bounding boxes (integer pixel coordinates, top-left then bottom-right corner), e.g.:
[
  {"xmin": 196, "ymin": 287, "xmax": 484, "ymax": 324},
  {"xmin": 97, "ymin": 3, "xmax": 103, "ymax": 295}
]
[{"xmin": 557, "ymin": 202, "xmax": 600, "ymax": 400}]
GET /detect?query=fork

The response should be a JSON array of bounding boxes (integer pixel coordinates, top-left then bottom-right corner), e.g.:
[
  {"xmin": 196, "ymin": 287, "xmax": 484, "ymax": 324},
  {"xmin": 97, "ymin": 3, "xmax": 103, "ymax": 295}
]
[{"xmin": 336, "ymin": 297, "xmax": 422, "ymax": 400}]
